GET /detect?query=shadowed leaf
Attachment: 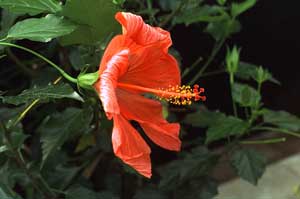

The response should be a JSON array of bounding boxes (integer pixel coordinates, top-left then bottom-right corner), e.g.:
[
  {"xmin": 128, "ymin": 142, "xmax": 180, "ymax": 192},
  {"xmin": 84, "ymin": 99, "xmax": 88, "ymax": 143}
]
[
  {"xmin": 263, "ymin": 109, "xmax": 300, "ymax": 132},
  {"xmin": 1, "ymin": 83, "xmax": 83, "ymax": 105},
  {"xmin": 38, "ymin": 107, "xmax": 93, "ymax": 166},
  {"xmin": 232, "ymin": 83, "xmax": 260, "ymax": 107},
  {"xmin": 231, "ymin": 148, "xmax": 266, "ymax": 185},
  {"xmin": 60, "ymin": 0, "xmax": 119, "ymax": 45}
]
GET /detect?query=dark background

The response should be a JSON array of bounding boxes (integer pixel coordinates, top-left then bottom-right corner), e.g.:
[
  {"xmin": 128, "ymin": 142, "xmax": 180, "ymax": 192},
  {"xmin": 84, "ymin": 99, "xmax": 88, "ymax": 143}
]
[{"xmin": 172, "ymin": 0, "xmax": 300, "ymax": 116}]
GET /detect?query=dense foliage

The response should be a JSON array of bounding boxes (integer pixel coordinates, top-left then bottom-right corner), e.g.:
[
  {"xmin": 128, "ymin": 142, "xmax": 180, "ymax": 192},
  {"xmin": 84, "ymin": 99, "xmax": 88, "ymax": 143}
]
[{"xmin": 0, "ymin": 0, "xmax": 299, "ymax": 199}]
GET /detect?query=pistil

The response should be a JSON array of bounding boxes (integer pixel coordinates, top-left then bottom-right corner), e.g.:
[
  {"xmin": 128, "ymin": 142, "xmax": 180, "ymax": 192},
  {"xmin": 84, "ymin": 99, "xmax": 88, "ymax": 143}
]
[{"xmin": 117, "ymin": 82, "xmax": 206, "ymax": 105}]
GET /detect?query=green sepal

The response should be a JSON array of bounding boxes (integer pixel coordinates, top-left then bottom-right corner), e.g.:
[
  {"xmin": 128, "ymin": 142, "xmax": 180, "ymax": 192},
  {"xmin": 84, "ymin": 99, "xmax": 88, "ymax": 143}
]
[
  {"xmin": 226, "ymin": 45, "xmax": 240, "ymax": 74},
  {"xmin": 77, "ymin": 71, "xmax": 99, "ymax": 90}
]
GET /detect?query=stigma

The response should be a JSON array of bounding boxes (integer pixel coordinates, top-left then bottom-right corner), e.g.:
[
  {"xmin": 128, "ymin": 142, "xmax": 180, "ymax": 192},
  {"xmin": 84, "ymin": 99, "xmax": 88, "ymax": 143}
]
[{"xmin": 117, "ymin": 83, "xmax": 206, "ymax": 105}]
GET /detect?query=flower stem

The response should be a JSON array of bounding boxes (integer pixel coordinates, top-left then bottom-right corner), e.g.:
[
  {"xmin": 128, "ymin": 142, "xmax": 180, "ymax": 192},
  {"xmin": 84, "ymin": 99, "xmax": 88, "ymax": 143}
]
[
  {"xmin": 251, "ymin": 126, "xmax": 300, "ymax": 138},
  {"xmin": 6, "ymin": 48, "xmax": 36, "ymax": 77},
  {"xmin": 196, "ymin": 69, "xmax": 226, "ymax": 78},
  {"xmin": 240, "ymin": 137, "xmax": 286, "ymax": 145},
  {"xmin": 0, "ymin": 42, "xmax": 77, "ymax": 84},
  {"xmin": 159, "ymin": 0, "xmax": 185, "ymax": 27},
  {"xmin": 229, "ymin": 74, "xmax": 238, "ymax": 117},
  {"xmin": 188, "ymin": 37, "xmax": 226, "ymax": 85}
]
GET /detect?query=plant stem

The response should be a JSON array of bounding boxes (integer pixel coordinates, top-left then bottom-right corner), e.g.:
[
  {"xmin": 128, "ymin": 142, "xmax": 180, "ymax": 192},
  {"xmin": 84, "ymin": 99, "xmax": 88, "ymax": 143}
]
[
  {"xmin": 182, "ymin": 57, "xmax": 203, "ymax": 78},
  {"xmin": 251, "ymin": 126, "xmax": 300, "ymax": 138},
  {"xmin": 10, "ymin": 77, "xmax": 62, "ymax": 129},
  {"xmin": 196, "ymin": 69, "xmax": 226, "ymax": 78},
  {"xmin": 82, "ymin": 153, "xmax": 103, "ymax": 179},
  {"xmin": 0, "ymin": 42, "xmax": 77, "ymax": 83},
  {"xmin": 257, "ymin": 82, "xmax": 262, "ymax": 94},
  {"xmin": 188, "ymin": 37, "xmax": 226, "ymax": 84},
  {"xmin": 159, "ymin": 0, "xmax": 185, "ymax": 27},
  {"xmin": 6, "ymin": 48, "xmax": 36, "ymax": 77},
  {"xmin": 38, "ymin": 174, "xmax": 57, "ymax": 197},
  {"xmin": 11, "ymin": 99, "xmax": 39, "ymax": 128},
  {"xmin": 240, "ymin": 137, "xmax": 286, "ymax": 145},
  {"xmin": 229, "ymin": 74, "xmax": 238, "ymax": 117},
  {"xmin": 244, "ymin": 107, "xmax": 250, "ymax": 119},
  {"xmin": 146, "ymin": 0, "xmax": 156, "ymax": 24}
]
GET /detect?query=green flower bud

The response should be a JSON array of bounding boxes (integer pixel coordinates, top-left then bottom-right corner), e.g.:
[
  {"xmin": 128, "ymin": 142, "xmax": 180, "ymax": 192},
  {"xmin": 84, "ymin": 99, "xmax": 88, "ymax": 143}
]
[
  {"xmin": 255, "ymin": 66, "xmax": 271, "ymax": 84},
  {"xmin": 226, "ymin": 46, "xmax": 240, "ymax": 74},
  {"xmin": 77, "ymin": 71, "xmax": 99, "ymax": 90}
]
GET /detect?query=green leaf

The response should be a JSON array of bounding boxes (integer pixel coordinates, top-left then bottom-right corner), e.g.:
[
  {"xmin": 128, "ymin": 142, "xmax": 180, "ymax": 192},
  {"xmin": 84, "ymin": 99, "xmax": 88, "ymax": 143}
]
[
  {"xmin": 0, "ymin": 0, "xmax": 62, "ymax": 16},
  {"xmin": 10, "ymin": 124, "xmax": 28, "ymax": 149},
  {"xmin": 69, "ymin": 45, "xmax": 102, "ymax": 71},
  {"xmin": 0, "ymin": 161, "xmax": 28, "ymax": 192},
  {"xmin": 231, "ymin": 148, "xmax": 266, "ymax": 185},
  {"xmin": 195, "ymin": 178, "xmax": 218, "ymax": 199},
  {"xmin": 178, "ymin": 147, "xmax": 218, "ymax": 181},
  {"xmin": 112, "ymin": 0, "xmax": 126, "ymax": 6},
  {"xmin": 0, "ymin": 107, "xmax": 23, "ymax": 124},
  {"xmin": 0, "ymin": 145, "xmax": 8, "ymax": 153},
  {"xmin": 0, "ymin": 187, "xmax": 14, "ymax": 199},
  {"xmin": 174, "ymin": 177, "xmax": 218, "ymax": 199},
  {"xmin": 236, "ymin": 62, "xmax": 280, "ymax": 84},
  {"xmin": 60, "ymin": 0, "xmax": 119, "ymax": 45},
  {"xmin": 1, "ymin": 83, "xmax": 83, "ymax": 105},
  {"xmin": 0, "ymin": 109, "xmax": 23, "ymax": 151},
  {"xmin": 0, "ymin": 182, "xmax": 21, "ymax": 199},
  {"xmin": 232, "ymin": 83, "xmax": 260, "ymax": 107},
  {"xmin": 66, "ymin": 186, "xmax": 118, "ymax": 199},
  {"xmin": 174, "ymin": 5, "xmax": 226, "ymax": 25},
  {"xmin": 0, "ymin": 10, "xmax": 19, "ymax": 38},
  {"xmin": 183, "ymin": 106, "xmax": 226, "ymax": 128},
  {"xmin": 71, "ymin": 34, "xmax": 113, "ymax": 68},
  {"xmin": 46, "ymin": 166, "xmax": 81, "ymax": 190},
  {"xmin": 231, "ymin": 0, "xmax": 256, "ymax": 18},
  {"xmin": 38, "ymin": 107, "xmax": 93, "ymax": 165},
  {"xmin": 217, "ymin": 0, "xmax": 226, "ymax": 6},
  {"xmin": 159, "ymin": 147, "xmax": 218, "ymax": 190},
  {"xmin": 295, "ymin": 185, "xmax": 300, "ymax": 198},
  {"xmin": 158, "ymin": 0, "xmax": 181, "ymax": 11},
  {"xmin": 263, "ymin": 109, "xmax": 300, "ymax": 132},
  {"xmin": 205, "ymin": 16, "xmax": 241, "ymax": 41},
  {"xmin": 66, "ymin": 186, "xmax": 98, "ymax": 199},
  {"xmin": 0, "ymin": 119, "xmax": 26, "ymax": 150},
  {"xmin": 7, "ymin": 14, "xmax": 77, "ymax": 42},
  {"xmin": 235, "ymin": 61, "xmax": 257, "ymax": 80},
  {"xmin": 134, "ymin": 186, "xmax": 167, "ymax": 199},
  {"xmin": 75, "ymin": 133, "xmax": 95, "ymax": 153},
  {"xmin": 182, "ymin": 0, "xmax": 204, "ymax": 9},
  {"xmin": 205, "ymin": 116, "xmax": 248, "ymax": 144}
]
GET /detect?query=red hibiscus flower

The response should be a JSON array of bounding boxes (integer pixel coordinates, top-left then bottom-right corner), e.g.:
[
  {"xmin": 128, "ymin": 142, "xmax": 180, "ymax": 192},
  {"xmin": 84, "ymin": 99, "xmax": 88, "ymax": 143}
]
[{"xmin": 94, "ymin": 12, "xmax": 205, "ymax": 178}]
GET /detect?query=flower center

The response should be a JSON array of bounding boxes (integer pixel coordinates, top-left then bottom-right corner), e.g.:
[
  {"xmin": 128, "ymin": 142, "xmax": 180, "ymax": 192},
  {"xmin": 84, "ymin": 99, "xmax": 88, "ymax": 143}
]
[{"xmin": 117, "ymin": 83, "xmax": 206, "ymax": 105}]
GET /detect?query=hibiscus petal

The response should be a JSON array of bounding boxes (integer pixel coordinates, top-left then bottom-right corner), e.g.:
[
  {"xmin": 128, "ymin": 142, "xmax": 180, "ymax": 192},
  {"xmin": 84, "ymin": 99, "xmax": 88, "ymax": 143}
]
[
  {"xmin": 141, "ymin": 122, "xmax": 181, "ymax": 151},
  {"xmin": 112, "ymin": 114, "xmax": 152, "ymax": 178},
  {"xmin": 117, "ymin": 89, "xmax": 181, "ymax": 151},
  {"xmin": 119, "ymin": 45, "xmax": 180, "ymax": 90},
  {"xmin": 115, "ymin": 12, "xmax": 171, "ymax": 52},
  {"xmin": 98, "ymin": 35, "xmax": 125, "ymax": 75},
  {"xmin": 94, "ymin": 49, "xmax": 129, "ymax": 119}
]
